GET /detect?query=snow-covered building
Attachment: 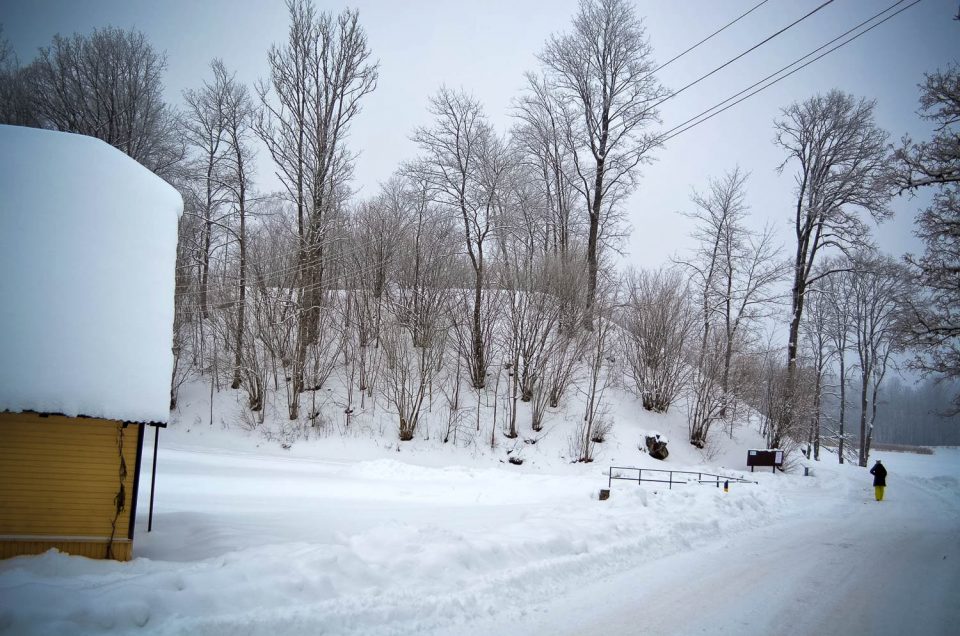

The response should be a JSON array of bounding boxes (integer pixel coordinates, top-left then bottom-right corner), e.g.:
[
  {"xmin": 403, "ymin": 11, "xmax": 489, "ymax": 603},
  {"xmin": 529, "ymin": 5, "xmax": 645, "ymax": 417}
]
[{"xmin": 0, "ymin": 125, "xmax": 182, "ymax": 560}]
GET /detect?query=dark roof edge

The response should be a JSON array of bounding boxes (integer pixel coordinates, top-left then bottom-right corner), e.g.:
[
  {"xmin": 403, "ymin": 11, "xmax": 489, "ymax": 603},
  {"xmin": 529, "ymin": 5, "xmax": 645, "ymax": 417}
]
[{"xmin": 1, "ymin": 409, "xmax": 168, "ymax": 428}]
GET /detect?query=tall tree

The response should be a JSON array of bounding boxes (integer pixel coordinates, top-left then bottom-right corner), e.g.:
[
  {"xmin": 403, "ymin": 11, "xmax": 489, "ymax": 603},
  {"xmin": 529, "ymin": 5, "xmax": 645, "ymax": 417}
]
[
  {"xmin": 182, "ymin": 62, "xmax": 230, "ymax": 321},
  {"xmin": 258, "ymin": 0, "xmax": 378, "ymax": 416},
  {"xmin": 216, "ymin": 62, "xmax": 256, "ymax": 391},
  {"xmin": 848, "ymin": 253, "xmax": 910, "ymax": 466},
  {"xmin": 538, "ymin": 0, "xmax": 667, "ymax": 322},
  {"xmin": 774, "ymin": 90, "xmax": 893, "ymax": 422}
]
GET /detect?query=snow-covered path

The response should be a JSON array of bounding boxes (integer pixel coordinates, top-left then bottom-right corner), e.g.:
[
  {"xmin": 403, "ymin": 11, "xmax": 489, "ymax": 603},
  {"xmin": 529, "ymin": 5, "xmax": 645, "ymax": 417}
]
[{"xmin": 458, "ymin": 460, "xmax": 960, "ymax": 636}]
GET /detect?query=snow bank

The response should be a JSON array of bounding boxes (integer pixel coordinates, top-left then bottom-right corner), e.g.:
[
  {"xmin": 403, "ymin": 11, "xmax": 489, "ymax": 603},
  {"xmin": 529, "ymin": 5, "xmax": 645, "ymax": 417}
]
[{"xmin": 0, "ymin": 125, "xmax": 182, "ymax": 423}]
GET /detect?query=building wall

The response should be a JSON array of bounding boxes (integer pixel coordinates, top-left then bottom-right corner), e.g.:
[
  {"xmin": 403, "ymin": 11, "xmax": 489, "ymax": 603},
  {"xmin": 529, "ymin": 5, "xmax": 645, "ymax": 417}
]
[{"xmin": 0, "ymin": 413, "xmax": 141, "ymax": 561}]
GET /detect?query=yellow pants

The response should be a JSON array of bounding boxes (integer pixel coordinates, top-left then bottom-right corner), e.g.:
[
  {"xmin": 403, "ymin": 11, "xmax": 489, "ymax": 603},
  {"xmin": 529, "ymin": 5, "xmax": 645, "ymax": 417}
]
[{"xmin": 875, "ymin": 486, "xmax": 885, "ymax": 501}]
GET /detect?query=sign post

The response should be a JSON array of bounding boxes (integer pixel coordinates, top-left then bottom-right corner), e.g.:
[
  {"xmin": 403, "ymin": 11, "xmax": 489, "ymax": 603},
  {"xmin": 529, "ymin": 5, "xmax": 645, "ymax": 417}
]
[{"xmin": 747, "ymin": 449, "xmax": 784, "ymax": 473}]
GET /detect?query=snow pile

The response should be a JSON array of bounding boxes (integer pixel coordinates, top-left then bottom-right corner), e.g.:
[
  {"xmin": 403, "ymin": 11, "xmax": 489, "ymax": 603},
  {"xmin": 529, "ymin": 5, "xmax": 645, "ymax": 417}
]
[{"xmin": 0, "ymin": 125, "xmax": 182, "ymax": 423}]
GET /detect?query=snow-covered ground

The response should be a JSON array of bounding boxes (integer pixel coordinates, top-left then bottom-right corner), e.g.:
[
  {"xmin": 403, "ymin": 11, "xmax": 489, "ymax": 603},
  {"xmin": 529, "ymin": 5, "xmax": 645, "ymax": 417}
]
[{"xmin": 1, "ymin": 388, "xmax": 958, "ymax": 635}]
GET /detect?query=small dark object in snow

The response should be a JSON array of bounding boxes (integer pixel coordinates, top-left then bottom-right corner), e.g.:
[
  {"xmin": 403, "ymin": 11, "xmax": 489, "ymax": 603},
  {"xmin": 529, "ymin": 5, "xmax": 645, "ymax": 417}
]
[
  {"xmin": 645, "ymin": 434, "xmax": 669, "ymax": 460},
  {"xmin": 508, "ymin": 456, "xmax": 524, "ymax": 466},
  {"xmin": 523, "ymin": 437, "xmax": 537, "ymax": 445},
  {"xmin": 281, "ymin": 443, "xmax": 291, "ymax": 450},
  {"xmin": 599, "ymin": 488, "xmax": 610, "ymax": 500}
]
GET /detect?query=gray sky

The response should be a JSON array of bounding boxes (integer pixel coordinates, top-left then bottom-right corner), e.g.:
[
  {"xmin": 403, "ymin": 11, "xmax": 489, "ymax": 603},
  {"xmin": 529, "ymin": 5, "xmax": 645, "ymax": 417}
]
[{"xmin": 3, "ymin": 0, "xmax": 959, "ymax": 272}]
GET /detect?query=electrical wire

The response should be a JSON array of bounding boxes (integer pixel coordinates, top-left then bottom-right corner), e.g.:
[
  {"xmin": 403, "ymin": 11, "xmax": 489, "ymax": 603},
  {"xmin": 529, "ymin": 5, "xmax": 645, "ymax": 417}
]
[
  {"xmin": 660, "ymin": 0, "xmax": 922, "ymax": 144},
  {"xmin": 651, "ymin": 0, "xmax": 773, "ymax": 74},
  {"xmin": 653, "ymin": 0, "xmax": 837, "ymax": 108}
]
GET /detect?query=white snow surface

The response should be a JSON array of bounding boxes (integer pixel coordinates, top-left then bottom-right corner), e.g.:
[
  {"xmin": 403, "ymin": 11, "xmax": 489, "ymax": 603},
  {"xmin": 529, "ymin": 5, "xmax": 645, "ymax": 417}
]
[
  {"xmin": 1, "ymin": 386, "xmax": 958, "ymax": 635},
  {"xmin": 0, "ymin": 125, "xmax": 182, "ymax": 423}
]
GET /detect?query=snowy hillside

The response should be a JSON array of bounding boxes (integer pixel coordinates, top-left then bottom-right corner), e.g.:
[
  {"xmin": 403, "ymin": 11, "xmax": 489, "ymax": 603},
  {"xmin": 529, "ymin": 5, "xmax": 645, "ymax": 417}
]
[{"xmin": 2, "ymin": 378, "xmax": 958, "ymax": 635}]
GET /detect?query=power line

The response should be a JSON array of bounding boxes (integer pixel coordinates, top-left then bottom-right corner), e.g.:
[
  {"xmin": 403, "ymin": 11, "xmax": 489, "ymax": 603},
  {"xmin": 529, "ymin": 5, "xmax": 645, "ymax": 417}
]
[
  {"xmin": 654, "ymin": 0, "xmax": 836, "ymax": 108},
  {"xmin": 652, "ymin": 0, "xmax": 773, "ymax": 74},
  {"xmin": 660, "ymin": 0, "xmax": 921, "ymax": 144},
  {"xmin": 661, "ymin": 0, "xmax": 913, "ymax": 140}
]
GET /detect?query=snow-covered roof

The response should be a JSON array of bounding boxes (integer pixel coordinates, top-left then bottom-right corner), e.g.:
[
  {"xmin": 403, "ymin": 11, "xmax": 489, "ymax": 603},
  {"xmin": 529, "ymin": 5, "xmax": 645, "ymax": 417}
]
[{"xmin": 0, "ymin": 125, "xmax": 183, "ymax": 423}]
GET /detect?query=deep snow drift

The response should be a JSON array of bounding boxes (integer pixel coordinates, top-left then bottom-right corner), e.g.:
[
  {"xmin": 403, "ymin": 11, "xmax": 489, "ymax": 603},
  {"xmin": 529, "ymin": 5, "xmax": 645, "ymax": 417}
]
[{"xmin": 1, "ymin": 379, "xmax": 957, "ymax": 636}]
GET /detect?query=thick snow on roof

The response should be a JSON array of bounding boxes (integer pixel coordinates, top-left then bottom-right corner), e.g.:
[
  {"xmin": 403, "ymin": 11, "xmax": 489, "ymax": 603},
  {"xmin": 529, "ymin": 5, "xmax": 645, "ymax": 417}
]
[{"xmin": 0, "ymin": 125, "xmax": 182, "ymax": 423}]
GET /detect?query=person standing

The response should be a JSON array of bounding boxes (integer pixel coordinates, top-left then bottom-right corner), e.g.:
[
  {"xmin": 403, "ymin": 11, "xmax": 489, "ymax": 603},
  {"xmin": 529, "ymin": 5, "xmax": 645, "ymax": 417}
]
[{"xmin": 869, "ymin": 460, "xmax": 887, "ymax": 501}]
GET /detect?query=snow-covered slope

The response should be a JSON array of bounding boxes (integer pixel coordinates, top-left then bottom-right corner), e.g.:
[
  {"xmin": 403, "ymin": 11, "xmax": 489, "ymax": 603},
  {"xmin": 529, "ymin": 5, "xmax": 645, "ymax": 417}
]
[{"xmin": 0, "ymin": 125, "xmax": 182, "ymax": 423}]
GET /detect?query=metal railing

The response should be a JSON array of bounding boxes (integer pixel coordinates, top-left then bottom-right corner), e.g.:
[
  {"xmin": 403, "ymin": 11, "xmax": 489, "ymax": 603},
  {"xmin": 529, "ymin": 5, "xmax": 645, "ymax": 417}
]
[{"xmin": 608, "ymin": 466, "xmax": 758, "ymax": 490}]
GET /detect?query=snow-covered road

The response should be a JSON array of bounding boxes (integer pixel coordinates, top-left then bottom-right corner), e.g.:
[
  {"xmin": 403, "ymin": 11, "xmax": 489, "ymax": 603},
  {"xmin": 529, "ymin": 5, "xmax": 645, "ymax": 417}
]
[{"xmin": 458, "ymin": 459, "xmax": 960, "ymax": 636}]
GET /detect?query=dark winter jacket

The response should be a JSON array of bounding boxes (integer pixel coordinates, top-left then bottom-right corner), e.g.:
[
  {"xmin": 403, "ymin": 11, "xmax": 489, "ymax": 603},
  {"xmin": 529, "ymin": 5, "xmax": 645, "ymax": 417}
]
[{"xmin": 869, "ymin": 462, "xmax": 887, "ymax": 487}]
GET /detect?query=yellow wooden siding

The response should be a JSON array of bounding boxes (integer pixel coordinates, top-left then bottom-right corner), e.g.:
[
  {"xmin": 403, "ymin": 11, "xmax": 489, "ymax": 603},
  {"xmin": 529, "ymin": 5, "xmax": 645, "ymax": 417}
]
[
  {"xmin": 0, "ymin": 413, "xmax": 140, "ymax": 559},
  {"xmin": 0, "ymin": 538, "xmax": 131, "ymax": 561}
]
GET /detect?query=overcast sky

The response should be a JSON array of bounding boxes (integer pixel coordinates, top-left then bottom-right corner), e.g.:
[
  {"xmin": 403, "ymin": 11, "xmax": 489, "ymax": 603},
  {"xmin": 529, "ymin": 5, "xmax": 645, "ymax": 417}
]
[{"xmin": 4, "ymin": 0, "xmax": 958, "ymax": 273}]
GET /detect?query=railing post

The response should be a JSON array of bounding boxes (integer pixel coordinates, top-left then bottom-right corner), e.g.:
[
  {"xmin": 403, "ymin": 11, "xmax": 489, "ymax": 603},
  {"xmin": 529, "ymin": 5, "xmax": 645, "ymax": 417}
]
[
  {"xmin": 608, "ymin": 467, "xmax": 612, "ymax": 489},
  {"xmin": 669, "ymin": 471, "xmax": 672, "ymax": 490},
  {"xmin": 638, "ymin": 468, "xmax": 642, "ymax": 485}
]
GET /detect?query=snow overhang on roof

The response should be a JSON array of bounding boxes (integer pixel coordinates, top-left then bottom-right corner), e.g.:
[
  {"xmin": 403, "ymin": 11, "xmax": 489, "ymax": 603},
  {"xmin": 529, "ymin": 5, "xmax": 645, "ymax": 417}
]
[{"xmin": 0, "ymin": 125, "xmax": 183, "ymax": 424}]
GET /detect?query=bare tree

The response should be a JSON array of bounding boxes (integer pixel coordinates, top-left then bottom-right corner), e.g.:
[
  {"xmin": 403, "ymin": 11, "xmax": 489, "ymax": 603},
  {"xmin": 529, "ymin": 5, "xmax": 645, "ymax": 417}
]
[
  {"xmin": 386, "ymin": 175, "xmax": 455, "ymax": 350},
  {"xmin": 182, "ymin": 62, "xmax": 231, "ymax": 321},
  {"xmin": 412, "ymin": 88, "xmax": 509, "ymax": 388},
  {"xmin": 541, "ymin": 258, "xmax": 591, "ymax": 414},
  {"xmin": 247, "ymin": 207, "xmax": 301, "ymax": 420},
  {"xmin": 215, "ymin": 62, "xmax": 257, "ymax": 390},
  {"xmin": 513, "ymin": 72, "xmax": 580, "ymax": 256},
  {"xmin": 572, "ymin": 279, "xmax": 617, "ymax": 462},
  {"xmin": 820, "ymin": 260, "xmax": 854, "ymax": 464},
  {"xmin": 848, "ymin": 252, "xmax": 911, "ymax": 466},
  {"xmin": 381, "ymin": 316, "xmax": 445, "ymax": 442},
  {"xmin": 620, "ymin": 267, "xmax": 693, "ymax": 412},
  {"xmin": 774, "ymin": 90, "xmax": 894, "ymax": 423},
  {"xmin": 538, "ymin": 0, "xmax": 667, "ymax": 320},
  {"xmin": 258, "ymin": 0, "xmax": 378, "ymax": 416},
  {"xmin": 800, "ymin": 281, "xmax": 833, "ymax": 461},
  {"xmin": 677, "ymin": 169, "xmax": 783, "ymax": 446},
  {"xmin": 26, "ymin": 26, "xmax": 183, "ymax": 177}
]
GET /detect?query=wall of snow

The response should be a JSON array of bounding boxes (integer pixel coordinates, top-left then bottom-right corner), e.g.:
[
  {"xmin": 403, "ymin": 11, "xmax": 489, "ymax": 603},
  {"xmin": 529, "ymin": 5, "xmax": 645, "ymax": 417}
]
[{"xmin": 0, "ymin": 125, "xmax": 183, "ymax": 423}]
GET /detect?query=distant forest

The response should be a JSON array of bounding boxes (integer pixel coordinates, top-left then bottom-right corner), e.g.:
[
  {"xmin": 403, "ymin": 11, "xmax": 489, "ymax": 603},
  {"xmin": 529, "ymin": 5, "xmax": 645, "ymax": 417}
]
[{"xmin": 821, "ymin": 377, "xmax": 960, "ymax": 447}]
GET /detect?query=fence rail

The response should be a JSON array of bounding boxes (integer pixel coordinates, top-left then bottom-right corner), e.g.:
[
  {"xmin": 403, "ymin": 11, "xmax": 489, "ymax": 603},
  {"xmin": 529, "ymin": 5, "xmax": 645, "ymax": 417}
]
[{"xmin": 607, "ymin": 466, "xmax": 758, "ymax": 491}]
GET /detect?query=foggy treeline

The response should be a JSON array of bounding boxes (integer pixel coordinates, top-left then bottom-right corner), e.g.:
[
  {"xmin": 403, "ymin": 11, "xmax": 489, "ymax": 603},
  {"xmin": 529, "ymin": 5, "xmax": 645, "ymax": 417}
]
[
  {"xmin": 821, "ymin": 378, "xmax": 960, "ymax": 448},
  {"xmin": 1, "ymin": 0, "xmax": 956, "ymax": 465}
]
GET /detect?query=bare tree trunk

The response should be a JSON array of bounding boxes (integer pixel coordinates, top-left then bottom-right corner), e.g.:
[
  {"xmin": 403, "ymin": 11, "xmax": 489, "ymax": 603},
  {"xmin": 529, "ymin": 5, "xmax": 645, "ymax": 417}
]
[
  {"xmin": 838, "ymin": 354, "xmax": 846, "ymax": 464},
  {"xmin": 584, "ymin": 156, "xmax": 604, "ymax": 326},
  {"xmin": 231, "ymin": 183, "xmax": 246, "ymax": 389},
  {"xmin": 859, "ymin": 375, "xmax": 870, "ymax": 467}
]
